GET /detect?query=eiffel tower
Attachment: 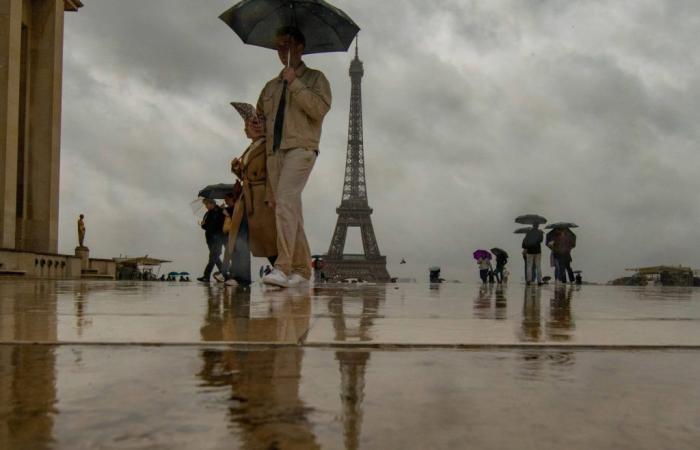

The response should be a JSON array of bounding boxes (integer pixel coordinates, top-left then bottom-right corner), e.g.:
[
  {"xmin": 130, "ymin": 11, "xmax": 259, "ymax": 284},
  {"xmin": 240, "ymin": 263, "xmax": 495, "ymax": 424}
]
[{"xmin": 323, "ymin": 43, "xmax": 391, "ymax": 282}]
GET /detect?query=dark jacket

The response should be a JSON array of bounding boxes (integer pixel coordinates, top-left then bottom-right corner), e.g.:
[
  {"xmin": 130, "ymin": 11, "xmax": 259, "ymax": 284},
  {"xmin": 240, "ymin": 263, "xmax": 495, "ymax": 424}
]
[
  {"xmin": 522, "ymin": 229, "xmax": 544, "ymax": 254},
  {"xmin": 201, "ymin": 206, "xmax": 225, "ymax": 245},
  {"xmin": 496, "ymin": 254, "xmax": 508, "ymax": 267}
]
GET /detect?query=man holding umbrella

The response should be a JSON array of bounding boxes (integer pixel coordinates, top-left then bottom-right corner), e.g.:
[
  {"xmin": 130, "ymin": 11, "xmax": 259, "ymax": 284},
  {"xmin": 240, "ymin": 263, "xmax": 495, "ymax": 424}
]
[
  {"xmin": 546, "ymin": 222, "xmax": 578, "ymax": 283},
  {"xmin": 516, "ymin": 214, "xmax": 547, "ymax": 286},
  {"xmin": 247, "ymin": 26, "xmax": 331, "ymax": 287},
  {"xmin": 219, "ymin": 0, "xmax": 359, "ymax": 287}
]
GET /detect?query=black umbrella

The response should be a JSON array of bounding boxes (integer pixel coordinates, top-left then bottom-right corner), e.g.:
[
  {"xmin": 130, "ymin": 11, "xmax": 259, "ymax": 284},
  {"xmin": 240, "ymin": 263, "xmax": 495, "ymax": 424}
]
[
  {"xmin": 490, "ymin": 248, "xmax": 508, "ymax": 258},
  {"xmin": 198, "ymin": 183, "xmax": 236, "ymax": 200},
  {"xmin": 219, "ymin": 0, "xmax": 360, "ymax": 55},
  {"xmin": 545, "ymin": 222, "xmax": 579, "ymax": 229},
  {"xmin": 546, "ymin": 228, "xmax": 577, "ymax": 249},
  {"xmin": 514, "ymin": 227, "xmax": 533, "ymax": 234},
  {"xmin": 515, "ymin": 214, "xmax": 547, "ymax": 225}
]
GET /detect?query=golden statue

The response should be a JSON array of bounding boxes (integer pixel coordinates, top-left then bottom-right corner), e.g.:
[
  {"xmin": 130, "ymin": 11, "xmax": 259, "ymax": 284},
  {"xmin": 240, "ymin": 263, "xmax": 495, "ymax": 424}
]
[{"xmin": 77, "ymin": 214, "xmax": 86, "ymax": 247}]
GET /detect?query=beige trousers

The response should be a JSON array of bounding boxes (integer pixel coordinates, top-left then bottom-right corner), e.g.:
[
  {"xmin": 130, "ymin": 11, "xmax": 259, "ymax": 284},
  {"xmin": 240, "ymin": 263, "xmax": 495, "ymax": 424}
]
[{"xmin": 267, "ymin": 148, "xmax": 317, "ymax": 279}]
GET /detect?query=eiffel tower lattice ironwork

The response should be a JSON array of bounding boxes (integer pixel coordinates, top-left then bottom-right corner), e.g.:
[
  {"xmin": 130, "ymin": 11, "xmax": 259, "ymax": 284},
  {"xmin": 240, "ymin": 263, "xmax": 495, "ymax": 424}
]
[{"xmin": 323, "ymin": 43, "xmax": 391, "ymax": 282}]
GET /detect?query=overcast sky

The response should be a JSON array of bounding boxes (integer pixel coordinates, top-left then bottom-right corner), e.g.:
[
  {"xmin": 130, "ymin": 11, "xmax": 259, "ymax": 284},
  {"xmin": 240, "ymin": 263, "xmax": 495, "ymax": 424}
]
[{"xmin": 59, "ymin": 0, "xmax": 700, "ymax": 283}]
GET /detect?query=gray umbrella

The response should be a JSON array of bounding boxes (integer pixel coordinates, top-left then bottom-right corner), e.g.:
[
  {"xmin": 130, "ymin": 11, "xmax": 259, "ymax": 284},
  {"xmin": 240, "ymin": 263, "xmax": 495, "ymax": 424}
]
[
  {"xmin": 515, "ymin": 214, "xmax": 547, "ymax": 225},
  {"xmin": 514, "ymin": 226, "xmax": 533, "ymax": 234},
  {"xmin": 219, "ymin": 0, "xmax": 360, "ymax": 54}
]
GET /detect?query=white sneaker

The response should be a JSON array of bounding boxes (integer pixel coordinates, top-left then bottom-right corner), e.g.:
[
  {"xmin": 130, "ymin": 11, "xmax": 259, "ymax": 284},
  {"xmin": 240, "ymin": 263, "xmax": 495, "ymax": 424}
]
[
  {"xmin": 225, "ymin": 279, "xmax": 238, "ymax": 287},
  {"xmin": 288, "ymin": 273, "xmax": 309, "ymax": 287},
  {"xmin": 262, "ymin": 268, "xmax": 289, "ymax": 288}
]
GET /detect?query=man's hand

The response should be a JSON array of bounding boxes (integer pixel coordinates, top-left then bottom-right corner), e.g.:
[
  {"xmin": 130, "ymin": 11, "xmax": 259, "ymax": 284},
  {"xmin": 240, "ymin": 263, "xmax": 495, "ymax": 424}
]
[{"xmin": 282, "ymin": 66, "xmax": 296, "ymax": 84}]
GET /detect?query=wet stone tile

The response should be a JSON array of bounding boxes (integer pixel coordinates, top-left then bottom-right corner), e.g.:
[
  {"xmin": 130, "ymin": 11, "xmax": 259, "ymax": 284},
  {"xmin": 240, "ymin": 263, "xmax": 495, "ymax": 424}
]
[{"xmin": 1, "ymin": 346, "xmax": 700, "ymax": 449}]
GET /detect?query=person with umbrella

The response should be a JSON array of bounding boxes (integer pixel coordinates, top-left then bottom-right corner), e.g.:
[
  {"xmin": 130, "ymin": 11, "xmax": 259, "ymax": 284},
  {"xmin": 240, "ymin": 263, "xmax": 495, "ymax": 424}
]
[
  {"xmin": 473, "ymin": 250, "xmax": 493, "ymax": 284},
  {"xmin": 546, "ymin": 223, "xmax": 578, "ymax": 284},
  {"xmin": 196, "ymin": 198, "xmax": 226, "ymax": 283},
  {"xmin": 249, "ymin": 26, "xmax": 332, "ymax": 287},
  {"xmin": 220, "ymin": 1, "xmax": 359, "ymax": 287},
  {"xmin": 516, "ymin": 215, "xmax": 546, "ymax": 286},
  {"xmin": 491, "ymin": 248, "xmax": 509, "ymax": 284}
]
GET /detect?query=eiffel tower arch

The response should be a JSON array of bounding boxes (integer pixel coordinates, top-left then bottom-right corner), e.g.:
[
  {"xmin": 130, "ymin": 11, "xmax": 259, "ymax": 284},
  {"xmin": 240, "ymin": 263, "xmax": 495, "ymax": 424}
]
[{"xmin": 323, "ymin": 43, "xmax": 391, "ymax": 282}]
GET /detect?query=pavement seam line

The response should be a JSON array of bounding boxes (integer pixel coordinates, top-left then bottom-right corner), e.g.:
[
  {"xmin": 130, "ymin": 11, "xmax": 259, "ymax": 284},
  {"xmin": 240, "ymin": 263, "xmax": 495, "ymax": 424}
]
[{"xmin": 2, "ymin": 341, "xmax": 700, "ymax": 350}]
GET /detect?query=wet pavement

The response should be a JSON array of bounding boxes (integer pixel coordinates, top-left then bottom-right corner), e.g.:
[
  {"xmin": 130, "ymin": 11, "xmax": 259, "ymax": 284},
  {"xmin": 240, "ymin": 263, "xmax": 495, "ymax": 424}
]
[{"xmin": 1, "ymin": 280, "xmax": 700, "ymax": 449}]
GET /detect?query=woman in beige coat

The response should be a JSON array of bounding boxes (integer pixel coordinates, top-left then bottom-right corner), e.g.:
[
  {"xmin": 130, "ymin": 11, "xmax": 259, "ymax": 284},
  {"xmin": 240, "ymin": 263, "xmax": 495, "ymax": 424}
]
[{"xmin": 223, "ymin": 103, "xmax": 278, "ymax": 286}]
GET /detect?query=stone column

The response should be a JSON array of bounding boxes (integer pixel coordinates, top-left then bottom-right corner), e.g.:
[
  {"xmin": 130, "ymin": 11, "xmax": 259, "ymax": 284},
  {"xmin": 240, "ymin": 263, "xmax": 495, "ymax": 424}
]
[
  {"xmin": 0, "ymin": 0, "xmax": 21, "ymax": 249},
  {"xmin": 22, "ymin": 0, "xmax": 64, "ymax": 253}
]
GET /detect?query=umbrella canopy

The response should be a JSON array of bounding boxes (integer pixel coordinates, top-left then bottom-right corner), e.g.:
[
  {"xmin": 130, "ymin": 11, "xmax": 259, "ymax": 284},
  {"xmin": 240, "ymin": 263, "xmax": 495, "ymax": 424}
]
[
  {"xmin": 490, "ymin": 248, "xmax": 508, "ymax": 258},
  {"xmin": 545, "ymin": 222, "xmax": 579, "ymax": 229},
  {"xmin": 515, "ymin": 214, "xmax": 547, "ymax": 225},
  {"xmin": 473, "ymin": 250, "xmax": 492, "ymax": 261},
  {"xmin": 546, "ymin": 228, "xmax": 577, "ymax": 252},
  {"xmin": 179, "ymin": 272, "xmax": 190, "ymax": 276},
  {"xmin": 198, "ymin": 183, "xmax": 236, "ymax": 200},
  {"xmin": 219, "ymin": 0, "xmax": 360, "ymax": 54},
  {"xmin": 514, "ymin": 227, "xmax": 533, "ymax": 234},
  {"xmin": 564, "ymin": 228, "xmax": 577, "ymax": 248},
  {"xmin": 168, "ymin": 272, "xmax": 179, "ymax": 277}
]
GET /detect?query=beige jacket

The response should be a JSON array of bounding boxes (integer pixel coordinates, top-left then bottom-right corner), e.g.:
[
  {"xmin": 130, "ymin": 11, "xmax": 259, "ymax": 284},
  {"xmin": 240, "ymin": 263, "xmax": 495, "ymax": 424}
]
[
  {"xmin": 226, "ymin": 139, "xmax": 277, "ymax": 258},
  {"xmin": 256, "ymin": 62, "xmax": 332, "ymax": 156}
]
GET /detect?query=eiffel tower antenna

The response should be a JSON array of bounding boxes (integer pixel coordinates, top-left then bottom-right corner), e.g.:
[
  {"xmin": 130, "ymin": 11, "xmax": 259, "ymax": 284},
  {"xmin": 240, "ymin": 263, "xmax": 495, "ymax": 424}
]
[{"xmin": 323, "ymin": 42, "xmax": 391, "ymax": 282}]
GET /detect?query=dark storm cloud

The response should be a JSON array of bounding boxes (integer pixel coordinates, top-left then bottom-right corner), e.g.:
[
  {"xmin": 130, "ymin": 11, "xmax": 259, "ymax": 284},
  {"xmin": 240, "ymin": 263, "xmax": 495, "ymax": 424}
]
[{"xmin": 59, "ymin": 0, "xmax": 700, "ymax": 282}]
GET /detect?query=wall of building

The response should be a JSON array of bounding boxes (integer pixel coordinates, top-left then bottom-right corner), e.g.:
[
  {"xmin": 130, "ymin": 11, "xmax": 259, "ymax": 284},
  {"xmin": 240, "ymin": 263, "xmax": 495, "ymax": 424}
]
[
  {"xmin": 89, "ymin": 258, "xmax": 116, "ymax": 278},
  {"xmin": 1, "ymin": 0, "xmax": 76, "ymax": 254},
  {"xmin": 0, "ymin": 248, "xmax": 81, "ymax": 278}
]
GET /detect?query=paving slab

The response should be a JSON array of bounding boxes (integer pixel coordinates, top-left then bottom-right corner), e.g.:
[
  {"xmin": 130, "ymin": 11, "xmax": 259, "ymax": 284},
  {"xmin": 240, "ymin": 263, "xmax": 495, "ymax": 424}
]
[
  {"xmin": 2, "ymin": 280, "xmax": 700, "ymax": 346},
  {"xmin": 1, "ymin": 345, "xmax": 700, "ymax": 449},
  {"xmin": 2, "ymin": 280, "xmax": 700, "ymax": 449}
]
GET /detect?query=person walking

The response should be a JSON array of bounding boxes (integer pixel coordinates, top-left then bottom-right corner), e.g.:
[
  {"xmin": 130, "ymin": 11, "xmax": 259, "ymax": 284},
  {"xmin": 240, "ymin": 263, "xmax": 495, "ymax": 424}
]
[
  {"xmin": 249, "ymin": 26, "xmax": 331, "ymax": 288},
  {"xmin": 477, "ymin": 257, "xmax": 492, "ymax": 284},
  {"xmin": 225, "ymin": 104, "xmax": 278, "ymax": 287},
  {"xmin": 197, "ymin": 198, "xmax": 226, "ymax": 283},
  {"xmin": 494, "ymin": 251, "xmax": 508, "ymax": 284},
  {"xmin": 522, "ymin": 224, "xmax": 544, "ymax": 285}
]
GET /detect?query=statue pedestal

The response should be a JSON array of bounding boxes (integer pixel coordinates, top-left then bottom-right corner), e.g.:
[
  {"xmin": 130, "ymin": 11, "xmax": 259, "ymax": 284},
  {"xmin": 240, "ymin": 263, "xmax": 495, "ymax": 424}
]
[{"xmin": 75, "ymin": 246, "xmax": 90, "ymax": 271}]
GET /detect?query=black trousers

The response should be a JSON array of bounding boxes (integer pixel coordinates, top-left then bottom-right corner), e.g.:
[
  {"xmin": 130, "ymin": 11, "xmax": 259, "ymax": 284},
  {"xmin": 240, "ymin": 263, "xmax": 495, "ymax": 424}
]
[
  {"xmin": 555, "ymin": 255, "xmax": 574, "ymax": 282},
  {"xmin": 479, "ymin": 269, "xmax": 489, "ymax": 283},
  {"xmin": 203, "ymin": 239, "xmax": 224, "ymax": 279},
  {"xmin": 494, "ymin": 264, "xmax": 505, "ymax": 283}
]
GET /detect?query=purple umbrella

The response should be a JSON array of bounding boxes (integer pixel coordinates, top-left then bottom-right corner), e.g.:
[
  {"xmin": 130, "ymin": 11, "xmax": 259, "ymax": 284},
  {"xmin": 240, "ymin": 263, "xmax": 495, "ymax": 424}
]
[{"xmin": 473, "ymin": 249, "xmax": 491, "ymax": 261}]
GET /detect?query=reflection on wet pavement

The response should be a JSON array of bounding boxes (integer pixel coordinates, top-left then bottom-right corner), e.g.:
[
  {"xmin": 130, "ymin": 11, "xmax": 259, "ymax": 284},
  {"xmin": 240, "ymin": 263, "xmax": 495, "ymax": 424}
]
[
  {"xmin": 2, "ymin": 280, "xmax": 700, "ymax": 346},
  {"xmin": 2, "ymin": 280, "xmax": 700, "ymax": 448},
  {"xmin": 2, "ymin": 346, "xmax": 700, "ymax": 449}
]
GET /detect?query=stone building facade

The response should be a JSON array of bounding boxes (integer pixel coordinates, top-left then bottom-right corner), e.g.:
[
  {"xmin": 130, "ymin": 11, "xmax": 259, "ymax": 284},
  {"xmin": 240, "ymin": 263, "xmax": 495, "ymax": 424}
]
[{"xmin": 0, "ymin": 1, "xmax": 114, "ymax": 279}]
